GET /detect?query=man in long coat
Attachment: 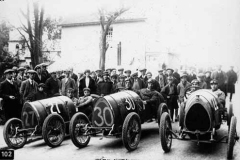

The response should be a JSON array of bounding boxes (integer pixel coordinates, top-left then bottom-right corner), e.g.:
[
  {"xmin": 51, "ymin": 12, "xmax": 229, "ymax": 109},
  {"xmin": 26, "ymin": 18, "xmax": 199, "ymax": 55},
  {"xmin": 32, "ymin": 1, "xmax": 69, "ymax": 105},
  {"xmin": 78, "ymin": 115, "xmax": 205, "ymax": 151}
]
[
  {"xmin": 79, "ymin": 69, "xmax": 96, "ymax": 97},
  {"xmin": 226, "ymin": 66, "xmax": 238, "ymax": 102},
  {"xmin": 61, "ymin": 70, "xmax": 76, "ymax": 96},
  {"xmin": 0, "ymin": 69, "xmax": 21, "ymax": 120},
  {"xmin": 97, "ymin": 71, "xmax": 113, "ymax": 96},
  {"xmin": 211, "ymin": 65, "xmax": 227, "ymax": 95}
]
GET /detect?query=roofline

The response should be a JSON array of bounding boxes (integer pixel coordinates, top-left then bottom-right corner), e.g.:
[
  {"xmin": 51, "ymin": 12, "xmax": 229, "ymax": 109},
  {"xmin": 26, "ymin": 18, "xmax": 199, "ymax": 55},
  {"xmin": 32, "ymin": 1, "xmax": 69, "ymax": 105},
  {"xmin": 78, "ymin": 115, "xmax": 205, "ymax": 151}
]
[{"xmin": 59, "ymin": 18, "xmax": 146, "ymax": 28}]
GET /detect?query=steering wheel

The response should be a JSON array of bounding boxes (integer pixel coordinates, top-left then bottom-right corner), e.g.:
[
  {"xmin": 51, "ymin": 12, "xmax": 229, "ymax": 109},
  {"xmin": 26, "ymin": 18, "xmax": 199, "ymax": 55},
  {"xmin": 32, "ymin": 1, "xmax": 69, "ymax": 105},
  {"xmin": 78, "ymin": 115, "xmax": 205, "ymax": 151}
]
[{"xmin": 184, "ymin": 86, "xmax": 201, "ymax": 99}]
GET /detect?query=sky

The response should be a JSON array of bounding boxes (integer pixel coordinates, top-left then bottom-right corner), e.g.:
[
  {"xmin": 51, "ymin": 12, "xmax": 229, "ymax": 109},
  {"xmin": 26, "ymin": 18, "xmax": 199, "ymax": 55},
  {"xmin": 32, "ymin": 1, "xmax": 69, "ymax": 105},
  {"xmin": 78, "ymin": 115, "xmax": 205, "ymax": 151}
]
[{"xmin": 1, "ymin": 0, "xmax": 240, "ymax": 70}]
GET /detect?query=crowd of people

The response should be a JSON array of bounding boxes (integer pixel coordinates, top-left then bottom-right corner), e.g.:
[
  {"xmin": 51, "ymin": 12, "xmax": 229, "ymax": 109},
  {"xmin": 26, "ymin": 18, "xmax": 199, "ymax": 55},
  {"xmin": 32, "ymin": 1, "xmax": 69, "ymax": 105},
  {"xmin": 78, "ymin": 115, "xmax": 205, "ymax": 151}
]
[{"xmin": 0, "ymin": 63, "xmax": 238, "ymax": 123}]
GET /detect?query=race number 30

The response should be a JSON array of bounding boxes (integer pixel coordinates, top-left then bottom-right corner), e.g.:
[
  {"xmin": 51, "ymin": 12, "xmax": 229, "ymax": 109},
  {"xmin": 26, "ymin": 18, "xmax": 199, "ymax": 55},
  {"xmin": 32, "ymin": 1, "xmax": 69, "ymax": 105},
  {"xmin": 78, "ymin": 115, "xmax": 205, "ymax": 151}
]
[{"xmin": 93, "ymin": 102, "xmax": 113, "ymax": 127}]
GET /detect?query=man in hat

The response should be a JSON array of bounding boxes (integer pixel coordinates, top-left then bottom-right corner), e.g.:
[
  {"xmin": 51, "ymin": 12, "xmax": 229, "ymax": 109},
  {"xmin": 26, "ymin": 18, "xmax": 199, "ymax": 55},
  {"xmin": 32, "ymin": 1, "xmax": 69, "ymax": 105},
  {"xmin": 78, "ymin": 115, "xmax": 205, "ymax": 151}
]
[
  {"xmin": 34, "ymin": 65, "xmax": 45, "ymax": 84},
  {"xmin": 173, "ymin": 68, "xmax": 181, "ymax": 84},
  {"xmin": 177, "ymin": 72, "xmax": 191, "ymax": 103},
  {"xmin": 166, "ymin": 68, "xmax": 179, "ymax": 86},
  {"xmin": 161, "ymin": 76, "xmax": 179, "ymax": 122},
  {"xmin": 105, "ymin": 68, "xmax": 112, "ymax": 75},
  {"xmin": 17, "ymin": 67, "xmax": 25, "ymax": 81},
  {"xmin": 197, "ymin": 72, "xmax": 207, "ymax": 89},
  {"xmin": 95, "ymin": 69, "xmax": 103, "ymax": 84},
  {"xmin": 226, "ymin": 66, "xmax": 238, "ymax": 102},
  {"xmin": 205, "ymin": 71, "xmax": 212, "ymax": 89},
  {"xmin": 70, "ymin": 68, "xmax": 78, "ymax": 83},
  {"xmin": 210, "ymin": 79, "xmax": 225, "ymax": 106},
  {"xmin": 139, "ymin": 68, "xmax": 148, "ymax": 85},
  {"xmin": 20, "ymin": 70, "xmax": 38, "ymax": 103},
  {"xmin": 110, "ymin": 73, "xmax": 118, "ymax": 93},
  {"xmin": 118, "ymin": 68, "xmax": 124, "ymax": 77},
  {"xmin": 131, "ymin": 72, "xmax": 145, "ymax": 91},
  {"xmin": 97, "ymin": 71, "xmax": 113, "ymax": 96},
  {"xmin": 40, "ymin": 63, "xmax": 50, "ymax": 83},
  {"xmin": 79, "ymin": 69, "xmax": 96, "ymax": 97},
  {"xmin": 61, "ymin": 69, "xmax": 77, "ymax": 96},
  {"xmin": 135, "ymin": 79, "xmax": 160, "ymax": 120},
  {"xmin": 188, "ymin": 68, "xmax": 197, "ymax": 83},
  {"xmin": 117, "ymin": 75, "xmax": 126, "ymax": 90},
  {"xmin": 45, "ymin": 71, "xmax": 61, "ymax": 97},
  {"xmin": 0, "ymin": 69, "xmax": 21, "ymax": 120},
  {"xmin": 76, "ymin": 88, "xmax": 94, "ymax": 118},
  {"xmin": 23, "ymin": 64, "xmax": 31, "ymax": 80},
  {"xmin": 12, "ymin": 66, "xmax": 21, "ymax": 89},
  {"xmin": 211, "ymin": 65, "xmax": 227, "ymax": 95},
  {"xmin": 29, "ymin": 83, "xmax": 47, "ymax": 101},
  {"xmin": 155, "ymin": 69, "xmax": 167, "ymax": 91},
  {"xmin": 146, "ymin": 72, "xmax": 160, "ymax": 92}
]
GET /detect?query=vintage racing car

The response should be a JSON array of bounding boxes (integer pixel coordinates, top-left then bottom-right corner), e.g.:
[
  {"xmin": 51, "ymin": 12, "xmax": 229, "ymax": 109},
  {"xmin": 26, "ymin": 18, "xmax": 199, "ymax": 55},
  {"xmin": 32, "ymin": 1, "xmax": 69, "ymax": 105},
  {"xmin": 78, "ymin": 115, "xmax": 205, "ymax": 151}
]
[
  {"xmin": 159, "ymin": 87, "xmax": 239, "ymax": 159},
  {"xmin": 3, "ymin": 96, "xmax": 76, "ymax": 149},
  {"xmin": 69, "ymin": 90, "xmax": 168, "ymax": 151}
]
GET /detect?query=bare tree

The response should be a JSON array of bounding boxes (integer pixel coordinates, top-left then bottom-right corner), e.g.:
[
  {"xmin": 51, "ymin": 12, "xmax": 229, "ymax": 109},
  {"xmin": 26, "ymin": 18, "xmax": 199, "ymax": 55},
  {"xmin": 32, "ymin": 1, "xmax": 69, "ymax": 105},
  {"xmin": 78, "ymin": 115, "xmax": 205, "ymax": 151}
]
[
  {"xmin": 99, "ymin": 8, "xmax": 128, "ymax": 70},
  {"xmin": 18, "ymin": 0, "xmax": 45, "ymax": 67}
]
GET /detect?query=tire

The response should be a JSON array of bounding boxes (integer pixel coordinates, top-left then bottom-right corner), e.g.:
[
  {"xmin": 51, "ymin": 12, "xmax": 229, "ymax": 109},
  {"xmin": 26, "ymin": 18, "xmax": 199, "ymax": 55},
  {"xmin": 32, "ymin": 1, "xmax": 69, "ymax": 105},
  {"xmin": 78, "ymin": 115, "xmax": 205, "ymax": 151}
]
[
  {"xmin": 227, "ymin": 103, "xmax": 233, "ymax": 126},
  {"xmin": 69, "ymin": 112, "xmax": 91, "ymax": 148},
  {"xmin": 122, "ymin": 112, "xmax": 141, "ymax": 151},
  {"xmin": 227, "ymin": 116, "xmax": 237, "ymax": 159},
  {"xmin": 3, "ymin": 118, "xmax": 27, "ymax": 149},
  {"xmin": 179, "ymin": 102, "xmax": 185, "ymax": 128},
  {"xmin": 42, "ymin": 114, "xmax": 66, "ymax": 148},
  {"xmin": 157, "ymin": 103, "xmax": 168, "ymax": 126},
  {"xmin": 159, "ymin": 112, "xmax": 172, "ymax": 153}
]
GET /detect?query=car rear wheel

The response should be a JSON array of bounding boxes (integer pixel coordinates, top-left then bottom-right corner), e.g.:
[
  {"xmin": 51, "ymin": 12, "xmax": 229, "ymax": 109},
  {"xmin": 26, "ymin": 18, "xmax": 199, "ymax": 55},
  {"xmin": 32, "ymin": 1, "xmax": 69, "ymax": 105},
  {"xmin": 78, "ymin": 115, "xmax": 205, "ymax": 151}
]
[
  {"xmin": 159, "ymin": 112, "xmax": 172, "ymax": 152},
  {"xmin": 3, "ymin": 118, "xmax": 27, "ymax": 149},
  {"xmin": 122, "ymin": 112, "xmax": 141, "ymax": 151},
  {"xmin": 157, "ymin": 103, "xmax": 168, "ymax": 126},
  {"xmin": 179, "ymin": 102, "xmax": 185, "ymax": 128},
  {"xmin": 227, "ymin": 103, "xmax": 233, "ymax": 127},
  {"xmin": 69, "ymin": 112, "xmax": 91, "ymax": 148},
  {"xmin": 42, "ymin": 114, "xmax": 65, "ymax": 147},
  {"xmin": 227, "ymin": 116, "xmax": 237, "ymax": 159}
]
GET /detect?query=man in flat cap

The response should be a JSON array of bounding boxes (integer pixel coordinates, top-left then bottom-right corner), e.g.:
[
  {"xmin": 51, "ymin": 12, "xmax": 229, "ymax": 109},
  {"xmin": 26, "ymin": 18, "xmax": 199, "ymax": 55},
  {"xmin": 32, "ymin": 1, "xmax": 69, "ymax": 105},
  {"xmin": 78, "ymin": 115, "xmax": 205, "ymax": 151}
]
[
  {"xmin": 76, "ymin": 88, "xmax": 94, "ymax": 118},
  {"xmin": 12, "ymin": 66, "xmax": 21, "ymax": 89},
  {"xmin": 23, "ymin": 64, "xmax": 31, "ymax": 80},
  {"xmin": 20, "ymin": 70, "xmax": 38, "ymax": 103},
  {"xmin": 177, "ymin": 72, "xmax": 191, "ymax": 103},
  {"xmin": 97, "ymin": 71, "xmax": 113, "ymax": 96},
  {"xmin": 40, "ymin": 63, "xmax": 50, "ymax": 83},
  {"xmin": 61, "ymin": 69, "xmax": 77, "ymax": 96},
  {"xmin": 34, "ymin": 65, "xmax": 45, "ymax": 84},
  {"xmin": 70, "ymin": 68, "xmax": 78, "ymax": 84},
  {"xmin": 105, "ymin": 68, "xmax": 112, "ymax": 75},
  {"xmin": 17, "ymin": 67, "xmax": 25, "ymax": 81},
  {"xmin": 95, "ymin": 69, "xmax": 103, "ymax": 84},
  {"xmin": 131, "ymin": 72, "xmax": 145, "ymax": 91},
  {"xmin": 173, "ymin": 68, "xmax": 180, "ymax": 85},
  {"xmin": 110, "ymin": 73, "xmax": 118, "ymax": 93},
  {"xmin": 124, "ymin": 69, "xmax": 134, "ymax": 85},
  {"xmin": 0, "ymin": 69, "xmax": 21, "ymax": 120},
  {"xmin": 211, "ymin": 65, "xmax": 227, "ymax": 95},
  {"xmin": 117, "ymin": 75, "xmax": 126, "ymax": 90},
  {"xmin": 226, "ymin": 66, "xmax": 238, "ymax": 102},
  {"xmin": 161, "ymin": 76, "xmax": 179, "ymax": 122},
  {"xmin": 139, "ymin": 68, "xmax": 148, "ymax": 85},
  {"xmin": 188, "ymin": 67, "xmax": 197, "ymax": 83},
  {"xmin": 155, "ymin": 69, "xmax": 167, "ymax": 91},
  {"xmin": 45, "ymin": 71, "xmax": 61, "ymax": 97},
  {"xmin": 79, "ymin": 69, "xmax": 96, "ymax": 97},
  {"xmin": 29, "ymin": 83, "xmax": 47, "ymax": 101},
  {"xmin": 166, "ymin": 68, "xmax": 179, "ymax": 86}
]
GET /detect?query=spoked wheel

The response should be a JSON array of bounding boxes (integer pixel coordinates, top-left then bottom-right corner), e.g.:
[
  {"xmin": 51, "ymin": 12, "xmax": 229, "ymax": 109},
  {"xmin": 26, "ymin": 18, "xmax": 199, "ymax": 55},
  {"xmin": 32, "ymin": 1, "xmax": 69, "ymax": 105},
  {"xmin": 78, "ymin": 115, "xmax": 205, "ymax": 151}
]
[
  {"xmin": 157, "ymin": 103, "xmax": 168, "ymax": 126},
  {"xmin": 122, "ymin": 112, "xmax": 141, "ymax": 151},
  {"xmin": 3, "ymin": 118, "xmax": 27, "ymax": 149},
  {"xmin": 159, "ymin": 112, "xmax": 172, "ymax": 152},
  {"xmin": 69, "ymin": 112, "xmax": 91, "ymax": 148},
  {"xmin": 42, "ymin": 114, "xmax": 65, "ymax": 147},
  {"xmin": 227, "ymin": 116, "xmax": 237, "ymax": 159}
]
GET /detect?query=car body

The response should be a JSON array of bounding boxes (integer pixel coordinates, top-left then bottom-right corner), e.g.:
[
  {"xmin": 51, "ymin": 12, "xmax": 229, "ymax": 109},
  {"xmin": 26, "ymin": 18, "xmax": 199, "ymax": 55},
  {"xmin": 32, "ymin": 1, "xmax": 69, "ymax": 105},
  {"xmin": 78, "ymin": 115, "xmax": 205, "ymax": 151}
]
[
  {"xmin": 3, "ymin": 96, "xmax": 76, "ymax": 149},
  {"xmin": 159, "ymin": 89, "xmax": 239, "ymax": 159},
  {"xmin": 69, "ymin": 90, "xmax": 168, "ymax": 151}
]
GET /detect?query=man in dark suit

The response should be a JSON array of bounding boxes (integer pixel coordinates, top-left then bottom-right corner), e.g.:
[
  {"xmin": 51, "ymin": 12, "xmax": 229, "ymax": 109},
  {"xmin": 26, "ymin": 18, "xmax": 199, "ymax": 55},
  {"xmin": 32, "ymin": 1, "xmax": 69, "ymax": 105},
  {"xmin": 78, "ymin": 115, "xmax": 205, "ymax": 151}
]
[
  {"xmin": 20, "ymin": 70, "xmax": 38, "ymax": 103},
  {"xmin": 211, "ymin": 65, "xmax": 227, "ymax": 95},
  {"xmin": 45, "ymin": 71, "xmax": 61, "ymax": 97},
  {"xmin": 70, "ymin": 68, "xmax": 78, "ymax": 83},
  {"xmin": 146, "ymin": 72, "xmax": 161, "ymax": 92},
  {"xmin": 79, "ymin": 69, "xmax": 96, "ymax": 97},
  {"xmin": 139, "ymin": 68, "xmax": 148, "ymax": 85},
  {"xmin": 226, "ymin": 66, "xmax": 238, "ymax": 102},
  {"xmin": 0, "ymin": 69, "xmax": 21, "ymax": 120},
  {"xmin": 34, "ymin": 65, "xmax": 45, "ymax": 84},
  {"xmin": 61, "ymin": 70, "xmax": 77, "ymax": 96},
  {"xmin": 155, "ymin": 69, "xmax": 167, "ymax": 90},
  {"xmin": 131, "ymin": 72, "xmax": 145, "ymax": 90},
  {"xmin": 12, "ymin": 66, "xmax": 22, "ymax": 89},
  {"xmin": 97, "ymin": 71, "xmax": 113, "ymax": 96},
  {"xmin": 40, "ymin": 63, "xmax": 50, "ymax": 83},
  {"xmin": 188, "ymin": 68, "xmax": 197, "ymax": 83}
]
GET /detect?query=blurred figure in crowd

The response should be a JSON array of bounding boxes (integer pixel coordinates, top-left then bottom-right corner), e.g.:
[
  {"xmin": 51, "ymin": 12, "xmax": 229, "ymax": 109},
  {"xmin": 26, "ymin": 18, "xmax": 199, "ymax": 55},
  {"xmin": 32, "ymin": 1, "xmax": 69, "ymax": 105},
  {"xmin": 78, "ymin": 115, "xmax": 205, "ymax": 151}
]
[{"xmin": 226, "ymin": 66, "xmax": 238, "ymax": 102}]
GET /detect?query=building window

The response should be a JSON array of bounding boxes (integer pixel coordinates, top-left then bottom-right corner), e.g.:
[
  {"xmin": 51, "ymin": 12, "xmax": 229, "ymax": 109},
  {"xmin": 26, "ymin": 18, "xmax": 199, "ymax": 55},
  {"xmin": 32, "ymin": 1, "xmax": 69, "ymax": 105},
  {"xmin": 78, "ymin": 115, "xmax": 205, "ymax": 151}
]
[{"xmin": 106, "ymin": 26, "xmax": 113, "ymax": 42}]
